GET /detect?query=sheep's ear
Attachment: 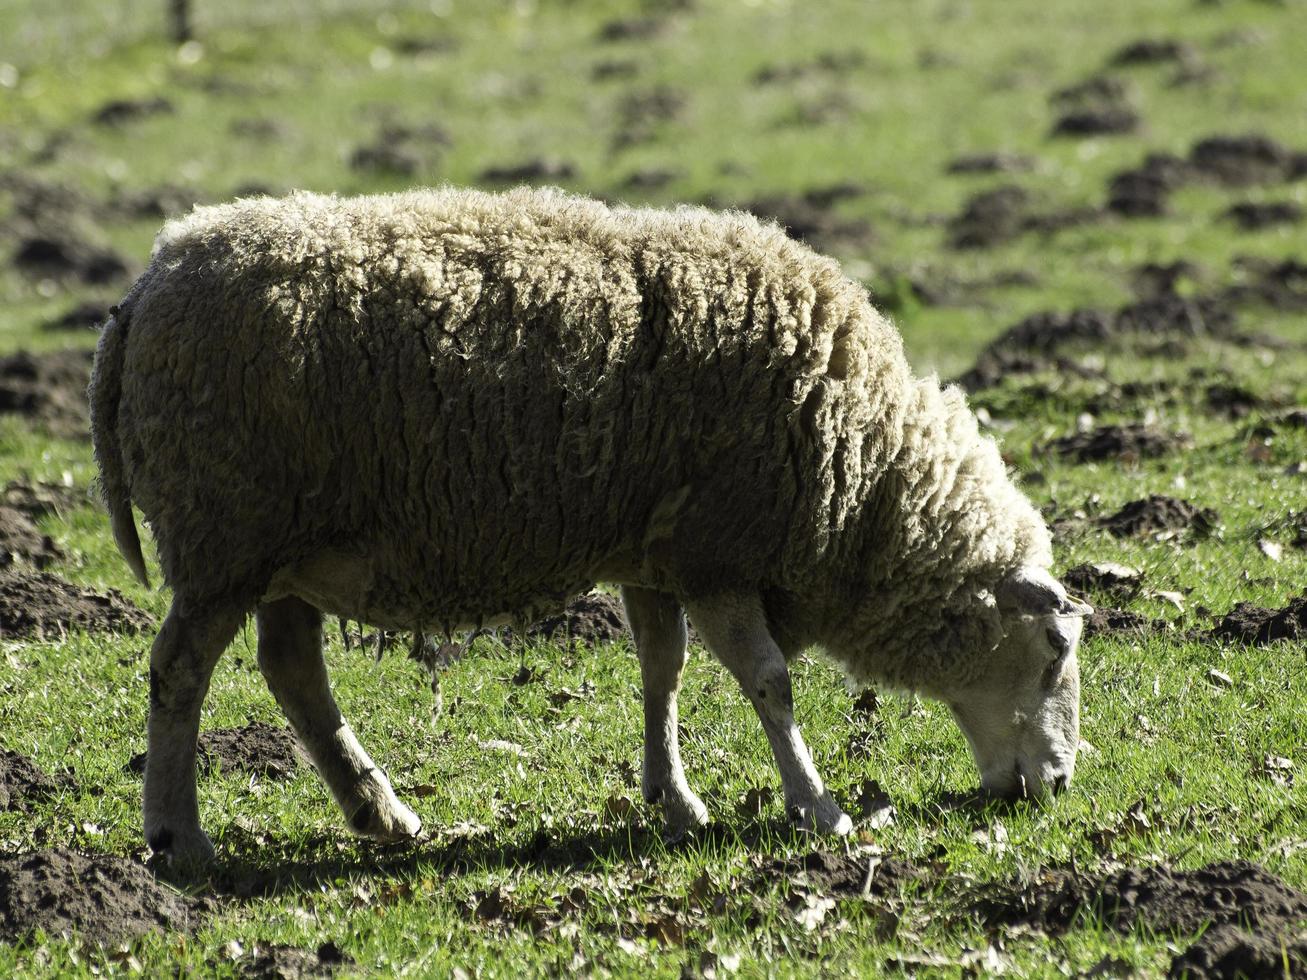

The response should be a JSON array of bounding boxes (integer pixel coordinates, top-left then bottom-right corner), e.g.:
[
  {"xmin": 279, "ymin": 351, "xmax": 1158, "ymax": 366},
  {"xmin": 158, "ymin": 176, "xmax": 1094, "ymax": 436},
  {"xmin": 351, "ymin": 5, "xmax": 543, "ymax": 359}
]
[{"xmin": 996, "ymin": 567, "xmax": 1091, "ymax": 617}]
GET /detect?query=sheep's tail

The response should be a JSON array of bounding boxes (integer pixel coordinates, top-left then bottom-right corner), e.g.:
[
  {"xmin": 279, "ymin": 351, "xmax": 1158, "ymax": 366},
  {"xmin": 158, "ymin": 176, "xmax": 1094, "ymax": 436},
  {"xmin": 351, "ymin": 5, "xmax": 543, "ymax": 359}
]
[{"xmin": 89, "ymin": 309, "xmax": 150, "ymax": 587}]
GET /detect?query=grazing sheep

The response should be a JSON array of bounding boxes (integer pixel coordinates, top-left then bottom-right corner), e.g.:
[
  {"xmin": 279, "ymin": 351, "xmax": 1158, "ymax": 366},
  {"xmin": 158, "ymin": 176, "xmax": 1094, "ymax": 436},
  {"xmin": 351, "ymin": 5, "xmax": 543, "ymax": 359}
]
[{"xmin": 91, "ymin": 186, "xmax": 1089, "ymax": 865}]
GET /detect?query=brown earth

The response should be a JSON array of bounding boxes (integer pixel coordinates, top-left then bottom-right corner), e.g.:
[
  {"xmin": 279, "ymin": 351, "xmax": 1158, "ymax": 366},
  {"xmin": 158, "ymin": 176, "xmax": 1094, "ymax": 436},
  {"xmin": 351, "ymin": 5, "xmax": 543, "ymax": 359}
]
[
  {"xmin": 1044, "ymin": 425, "xmax": 1191, "ymax": 463},
  {"xmin": 0, "ymin": 848, "xmax": 205, "ymax": 947},
  {"xmin": 1225, "ymin": 200, "xmax": 1303, "ymax": 231},
  {"xmin": 0, "ymin": 569, "xmax": 154, "ymax": 640},
  {"xmin": 1209, "ymin": 594, "xmax": 1307, "ymax": 646},
  {"xmin": 759, "ymin": 848, "xmax": 928, "ymax": 903},
  {"xmin": 0, "ymin": 505, "xmax": 61, "ymax": 569},
  {"xmin": 945, "ymin": 152, "xmax": 1035, "ymax": 175},
  {"xmin": 1083, "ymin": 606, "xmax": 1173, "ymax": 641},
  {"xmin": 223, "ymin": 941, "xmax": 353, "ymax": 979},
  {"xmin": 0, "ymin": 348, "xmax": 94, "ymax": 440},
  {"xmin": 42, "ymin": 301, "xmax": 107, "ymax": 333},
  {"xmin": 0, "ymin": 750, "xmax": 77, "ymax": 811},
  {"xmin": 1098, "ymin": 495, "xmax": 1217, "ymax": 538},
  {"xmin": 946, "ymin": 186, "xmax": 1095, "ymax": 249},
  {"xmin": 738, "ymin": 194, "xmax": 875, "ymax": 256},
  {"xmin": 478, "ymin": 159, "xmax": 577, "ymax": 183},
  {"xmin": 1168, "ymin": 923, "xmax": 1307, "ymax": 979},
  {"xmin": 519, "ymin": 592, "xmax": 630, "ymax": 649},
  {"xmin": 126, "ymin": 722, "xmax": 302, "ymax": 780},
  {"xmin": 2, "ymin": 480, "xmax": 86, "ymax": 520}
]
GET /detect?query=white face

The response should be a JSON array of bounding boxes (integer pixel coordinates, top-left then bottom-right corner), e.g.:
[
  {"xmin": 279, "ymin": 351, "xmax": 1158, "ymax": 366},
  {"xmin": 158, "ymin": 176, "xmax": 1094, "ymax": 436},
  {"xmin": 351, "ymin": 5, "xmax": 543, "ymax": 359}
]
[{"xmin": 945, "ymin": 568, "xmax": 1089, "ymax": 799}]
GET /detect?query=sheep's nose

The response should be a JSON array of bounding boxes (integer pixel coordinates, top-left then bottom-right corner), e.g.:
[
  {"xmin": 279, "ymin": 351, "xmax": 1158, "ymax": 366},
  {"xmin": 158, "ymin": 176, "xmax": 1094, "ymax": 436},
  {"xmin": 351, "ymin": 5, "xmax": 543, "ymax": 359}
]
[{"xmin": 1051, "ymin": 773, "xmax": 1069, "ymax": 795}]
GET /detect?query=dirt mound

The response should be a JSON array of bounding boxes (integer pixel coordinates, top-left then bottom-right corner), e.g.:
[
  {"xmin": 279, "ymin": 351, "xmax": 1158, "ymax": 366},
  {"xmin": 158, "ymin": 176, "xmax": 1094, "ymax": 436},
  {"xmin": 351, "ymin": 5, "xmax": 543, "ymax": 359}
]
[
  {"xmin": 597, "ymin": 16, "xmax": 666, "ymax": 42},
  {"xmin": 92, "ymin": 96, "xmax": 173, "ymax": 126},
  {"xmin": 43, "ymin": 301, "xmax": 107, "ymax": 332},
  {"xmin": 945, "ymin": 152, "xmax": 1035, "ymax": 175},
  {"xmin": 12, "ymin": 235, "xmax": 128, "ymax": 286},
  {"xmin": 1099, "ymin": 495, "xmax": 1216, "ymax": 538},
  {"xmin": 0, "ymin": 848, "xmax": 203, "ymax": 946},
  {"xmin": 0, "ymin": 569, "xmax": 154, "ymax": 640},
  {"xmin": 1169, "ymin": 923, "xmax": 1307, "ymax": 979},
  {"xmin": 739, "ymin": 195, "xmax": 875, "ymax": 255},
  {"xmin": 1083, "ymin": 607, "xmax": 1171, "ymax": 641},
  {"xmin": 1052, "ymin": 106, "xmax": 1138, "ymax": 137},
  {"xmin": 1062, "ymin": 562, "xmax": 1141, "ymax": 595},
  {"xmin": 0, "ymin": 506, "xmax": 61, "ymax": 569},
  {"xmin": 978, "ymin": 860, "xmax": 1307, "ymax": 938},
  {"xmin": 1225, "ymin": 200, "xmax": 1303, "ymax": 230},
  {"xmin": 478, "ymin": 158, "xmax": 577, "ymax": 183},
  {"xmin": 1225, "ymin": 257, "xmax": 1307, "ymax": 311},
  {"xmin": 225, "ymin": 941, "xmax": 353, "ymax": 979},
  {"xmin": 2, "ymin": 480, "xmax": 86, "ymax": 519},
  {"xmin": 612, "ymin": 86, "xmax": 686, "ymax": 149},
  {"xmin": 1045, "ymin": 425, "xmax": 1190, "ymax": 463},
  {"xmin": 758, "ymin": 849, "xmax": 927, "ymax": 903},
  {"xmin": 0, "ymin": 750, "xmax": 77, "ymax": 810},
  {"xmin": 350, "ymin": 123, "xmax": 450, "ymax": 177},
  {"xmin": 0, "ymin": 348, "xmax": 94, "ymax": 439},
  {"xmin": 520, "ymin": 592, "xmax": 629, "ymax": 649},
  {"xmin": 1210, "ymin": 594, "xmax": 1307, "ymax": 646},
  {"xmin": 127, "ymin": 722, "xmax": 301, "ymax": 780},
  {"xmin": 1189, "ymin": 133, "xmax": 1298, "ymax": 186},
  {"xmin": 986, "ymin": 309, "xmax": 1114, "ymax": 353},
  {"xmin": 947, "ymin": 185, "xmax": 1029, "ymax": 249},
  {"xmin": 1109, "ymin": 38, "xmax": 1195, "ymax": 67},
  {"xmin": 1107, "ymin": 153, "xmax": 1192, "ymax": 217}
]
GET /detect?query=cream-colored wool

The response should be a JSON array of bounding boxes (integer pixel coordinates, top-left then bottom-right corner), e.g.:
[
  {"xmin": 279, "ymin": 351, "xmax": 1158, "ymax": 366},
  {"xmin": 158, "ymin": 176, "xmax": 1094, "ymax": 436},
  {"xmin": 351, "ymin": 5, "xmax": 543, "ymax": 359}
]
[{"xmin": 91, "ymin": 186, "xmax": 1051, "ymax": 693}]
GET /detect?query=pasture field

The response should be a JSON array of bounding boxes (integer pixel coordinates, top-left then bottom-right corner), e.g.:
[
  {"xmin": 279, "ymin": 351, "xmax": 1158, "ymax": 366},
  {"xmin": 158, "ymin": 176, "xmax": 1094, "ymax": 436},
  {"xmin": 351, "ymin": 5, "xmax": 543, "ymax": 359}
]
[{"xmin": 1, "ymin": 0, "xmax": 1306, "ymax": 975}]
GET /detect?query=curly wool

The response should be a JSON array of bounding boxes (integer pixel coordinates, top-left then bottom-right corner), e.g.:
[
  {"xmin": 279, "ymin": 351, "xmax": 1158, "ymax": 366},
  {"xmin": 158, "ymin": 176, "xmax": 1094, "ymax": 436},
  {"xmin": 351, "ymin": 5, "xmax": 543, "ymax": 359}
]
[{"xmin": 91, "ymin": 186, "xmax": 1050, "ymax": 694}]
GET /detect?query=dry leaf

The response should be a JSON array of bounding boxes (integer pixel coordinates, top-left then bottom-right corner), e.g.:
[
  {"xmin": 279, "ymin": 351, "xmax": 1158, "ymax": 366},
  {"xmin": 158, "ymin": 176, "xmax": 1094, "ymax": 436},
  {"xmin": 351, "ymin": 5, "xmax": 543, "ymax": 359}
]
[
  {"xmin": 1206, "ymin": 668, "xmax": 1233, "ymax": 688},
  {"xmin": 793, "ymin": 894, "xmax": 836, "ymax": 932},
  {"xmin": 1258, "ymin": 539, "xmax": 1284, "ymax": 562}
]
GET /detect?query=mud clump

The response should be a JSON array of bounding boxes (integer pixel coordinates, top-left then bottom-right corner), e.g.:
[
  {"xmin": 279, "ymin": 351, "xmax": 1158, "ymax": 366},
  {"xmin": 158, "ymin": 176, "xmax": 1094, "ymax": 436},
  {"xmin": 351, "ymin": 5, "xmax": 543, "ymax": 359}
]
[
  {"xmin": 1210, "ymin": 594, "xmax": 1307, "ymax": 646},
  {"xmin": 612, "ymin": 85, "xmax": 687, "ymax": 149},
  {"xmin": 1225, "ymin": 200, "xmax": 1303, "ymax": 231},
  {"xmin": 225, "ymin": 941, "xmax": 353, "ymax": 979},
  {"xmin": 0, "ymin": 848, "xmax": 203, "ymax": 947},
  {"xmin": 1107, "ymin": 153, "xmax": 1192, "ymax": 217},
  {"xmin": 1099, "ymin": 495, "xmax": 1217, "ymax": 539},
  {"xmin": 43, "ymin": 301, "xmax": 107, "ymax": 333},
  {"xmin": 0, "ymin": 750, "xmax": 77, "ymax": 810},
  {"xmin": 0, "ymin": 506, "xmax": 61, "ymax": 569},
  {"xmin": 1062, "ymin": 562, "xmax": 1142, "ymax": 595},
  {"xmin": 597, "ymin": 16, "xmax": 666, "ymax": 42},
  {"xmin": 12, "ymin": 235, "xmax": 128, "ymax": 286},
  {"xmin": 0, "ymin": 348, "xmax": 94, "ymax": 439},
  {"xmin": 978, "ymin": 860, "xmax": 1307, "ymax": 939},
  {"xmin": 1189, "ymin": 133, "xmax": 1299, "ymax": 186},
  {"xmin": 127, "ymin": 722, "xmax": 301, "ymax": 780},
  {"xmin": 1052, "ymin": 106, "xmax": 1138, "ymax": 137},
  {"xmin": 947, "ymin": 185, "xmax": 1029, "ymax": 249},
  {"xmin": 2, "ymin": 480, "xmax": 86, "ymax": 519},
  {"xmin": 945, "ymin": 152, "xmax": 1035, "ymax": 175},
  {"xmin": 92, "ymin": 96, "xmax": 173, "ymax": 126},
  {"xmin": 1044, "ymin": 425, "xmax": 1191, "ymax": 463},
  {"xmin": 1109, "ymin": 38, "xmax": 1196, "ymax": 67},
  {"xmin": 350, "ymin": 123, "xmax": 450, "ymax": 177},
  {"xmin": 478, "ymin": 159, "xmax": 577, "ymax": 184},
  {"xmin": 0, "ymin": 569, "xmax": 154, "ymax": 640},
  {"xmin": 518, "ymin": 592, "xmax": 630, "ymax": 649},
  {"xmin": 1083, "ymin": 607, "xmax": 1171, "ymax": 641},
  {"xmin": 739, "ymin": 194, "xmax": 875, "ymax": 256},
  {"xmin": 1169, "ymin": 923, "xmax": 1307, "ymax": 979},
  {"xmin": 1225, "ymin": 257, "xmax": 1307, "ymax": 312}
]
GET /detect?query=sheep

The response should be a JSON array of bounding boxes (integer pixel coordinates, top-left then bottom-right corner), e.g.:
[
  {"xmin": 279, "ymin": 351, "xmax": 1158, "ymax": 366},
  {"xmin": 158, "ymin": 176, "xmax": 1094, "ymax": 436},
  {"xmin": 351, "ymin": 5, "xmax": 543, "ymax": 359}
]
[{"xmin": 90, "ymin": 186, "xmax": 1090, "ymax": 865}]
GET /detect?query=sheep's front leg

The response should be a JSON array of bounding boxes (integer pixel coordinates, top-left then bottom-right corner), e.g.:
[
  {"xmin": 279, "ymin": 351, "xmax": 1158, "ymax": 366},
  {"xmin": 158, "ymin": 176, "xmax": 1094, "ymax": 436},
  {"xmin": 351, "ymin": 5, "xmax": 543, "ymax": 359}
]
[
  {"xmin": 687, "ymin": 595, "xmax": 852, "ymax": 835},
  {"xmin": 621, "ymin": 586, "xmax": 709, "ymax": 833},
  {"xmin": 144, "ymin": 601, "xmax": 244, "ymax": 866},
  {"xmin": 256, "ymin": 597, "xmax": 420, "ymax": 844}
]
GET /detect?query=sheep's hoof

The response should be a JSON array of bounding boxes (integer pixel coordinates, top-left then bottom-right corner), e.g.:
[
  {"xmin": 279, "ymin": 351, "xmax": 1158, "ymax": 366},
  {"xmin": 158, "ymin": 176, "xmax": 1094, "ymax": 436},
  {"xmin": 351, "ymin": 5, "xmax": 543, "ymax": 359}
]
[
  {"xmin": 662, "ymin": 792, "xmax": 710, "ymax": 838},
  {"xmin": 146, "ymin": 824, "xmax": 216, "ymax": 869},
  {"xmin": 347, "ymin": 798, "xmax": 422, "ymax": 844},
  {"xmin": 790, "ymin": 796, "xmax": 853, "ymax": 836}
]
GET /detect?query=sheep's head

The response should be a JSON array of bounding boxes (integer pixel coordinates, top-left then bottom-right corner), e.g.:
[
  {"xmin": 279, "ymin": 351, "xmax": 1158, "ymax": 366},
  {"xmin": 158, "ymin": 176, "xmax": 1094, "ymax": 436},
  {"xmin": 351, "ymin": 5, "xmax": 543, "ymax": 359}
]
[{"xmin": 943, "ymin": 567, "xmax": 1090, "ymax": 800}]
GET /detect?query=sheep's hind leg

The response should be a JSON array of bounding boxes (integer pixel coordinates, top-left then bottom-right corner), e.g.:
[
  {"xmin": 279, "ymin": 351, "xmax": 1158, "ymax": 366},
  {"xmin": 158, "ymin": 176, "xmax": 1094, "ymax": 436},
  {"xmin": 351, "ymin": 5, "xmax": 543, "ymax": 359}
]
[
  {"xmin": 256, "ymin": 597, "xmax": 421, "ymax": 844},
  {"xmin": 687, "ymin": 595, "xmax": 852, "ymax": 835},
  {"xmin": 144, "ymin": 601, "xmax": 245, "ymax": 866},
  {"xmin": 621, "ymin": 586, "xmax": 709, "ymax": 834}
]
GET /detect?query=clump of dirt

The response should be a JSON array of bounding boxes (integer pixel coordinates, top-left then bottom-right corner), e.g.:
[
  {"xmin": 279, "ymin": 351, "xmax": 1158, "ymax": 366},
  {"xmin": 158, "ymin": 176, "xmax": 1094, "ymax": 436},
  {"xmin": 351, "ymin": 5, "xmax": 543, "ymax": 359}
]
[
  {"xmin": 1082, "ymin": 607, "xmax": 1172, "ymax": 641},
  {"xmin": 597, "ymin": 16, "xmax": 667, "ymax": 42},
  {"xmin": 955, "ymin": 349, "xmax": 1101, "ymax": 394},
  {"xmin": 1044, "ymin": 425, "xmax": 1190, "ymax": 463},
  {"xmin": 43, "ymin": 301, "xmax": 107, "ymax": 333},
  {"xmin": 110, "ymin": 184, "xmax": 202, "ymax": 221},
  {"xmin": 225, "ymin": 941, "xmax": 353, "ymax": 979},
  {"xmin": 0, "ymin": 750, "xmax": 77, "ymax": 810},
  {"xmin": 1189, "ymin": 133, "xmax": 1299, "ymax": 186},
  {"xmin": 2, "ymin": 479, "xmax": 86, "ymax": 519},
  {"xmin": 1132, "ymin": 260, "xmax": 1203, "ymax": 299},
  {"xmin": 1062, "ymin": 562, "xmax": 1142, "ymax": 595},
  {"xmin": 1225, "ymin": 200, "xmax": 1303, "ymax": 230},
  {"xmin": 1115, "ymin": 294, "xmax": 1238, "ymax": 340},
  {"xmin": 1209, "ymin": 594, "xmax": 1307, "ymax": 646},
  {"xmin": 92, "ymin": 96, "xmax": 173, "ymax": 126},
  {"xmin": 127, "ymin": 722, "xmax": 301, "ymax": 780},
  {"xmin": 1225, "ymin": 257, "xmax": 1307, "ymax": 312},
  {"xmin": 1052, "ymin": 106, "xmax": 1138, "ymax": 137},
  {"xmin": 757, "ymin": 849, "xmax": 927, "ymax": 905},
  {"xmin": 0, "ymin": 848, "xmax": 204, "ymax": 946},
  {"xmin": 1169, "ymin": 923, "xmax": 1307, "ymax": 979},
  {"xmin": 977, "ymin": 860, "xmax": 1307, "ymax": 937},
  {"xmin": 478, "ymin": 158, "xmax": 577, "ymax": 183},
  {"xmin": 947, "ymin": 185, "xmax": 1028, "ymax": 249},
  {"xmin": 1107, "ymin": 153, "xmax": 1192, "ymax": 217},
  {"xmin": 350, "ymin": 123, "xmax": 451, "ymax": 177},
  {"xmin": 1205, "ymin": 382, "xmax": 1265, "ymax": 418},
  {"xmin": 12, "ymin": 235, "xmax": 129, "ymax": 286},
  {"xmin": 945, "ymin": 152, "xmax": 1035, "ymax": 175},
  {"xmin": 621, "ymin": 167, "xmax": 680, "ymax": 191},
  {"xmin": 987, "ymin": 309, "xmax": 1114, "ymax": 352},
  {"xmin": 0, "ymin": 506, "xmax": 61, "ymax": 569},
  {"xmin": 612, "ymin": 86, "xmax": 687, "ymax": 149},
  {"xmin": 518, "ymin": 592, "xmax": 629, "ymax": 649},
  {"xmin": 0, "ymin": 348, "xmax": 94, "ymax": 440},
  {"xmin": 0, "ymin": 569, "xmax": 154, "ymax": 640},
  {"xmin": 739, "ymin": 194, "xmax": 875, "ymax": 255},
  {"xmin": 1109, "ymin": 38, "xmax": 1196, "ymax": 67},
  {"xmin": 752, "ymin": 50, "xmax": 867, "ymax": 85},
  {"xmin": 1098, "ymin": 495, "xmax": 1216, "ymax": 538}
]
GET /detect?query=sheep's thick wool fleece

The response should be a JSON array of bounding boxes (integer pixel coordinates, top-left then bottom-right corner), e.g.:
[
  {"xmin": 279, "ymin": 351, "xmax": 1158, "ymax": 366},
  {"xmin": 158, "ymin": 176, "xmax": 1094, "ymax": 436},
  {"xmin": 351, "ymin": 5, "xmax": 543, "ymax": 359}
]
[{"xmin": 93, "ymin": 186, "xmax": 1050, "ymax": 689}]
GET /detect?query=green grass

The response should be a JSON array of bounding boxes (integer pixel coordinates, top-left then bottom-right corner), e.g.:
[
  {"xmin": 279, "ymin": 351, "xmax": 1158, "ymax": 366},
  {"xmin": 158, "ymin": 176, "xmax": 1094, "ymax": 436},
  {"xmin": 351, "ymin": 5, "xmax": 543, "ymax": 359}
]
[{"xmin": 2, "ymin": 0, "xmax": 1307, "ymax": 975}]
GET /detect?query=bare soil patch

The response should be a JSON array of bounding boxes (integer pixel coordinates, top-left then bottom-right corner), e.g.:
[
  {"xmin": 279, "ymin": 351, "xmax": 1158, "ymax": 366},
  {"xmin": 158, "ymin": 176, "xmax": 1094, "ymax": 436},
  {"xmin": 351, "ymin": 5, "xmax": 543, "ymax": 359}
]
[
  {"xmin": 1044, "ymin": 425, "xmax": 1191, "ymax": 463},
  {"xmin": 2, "ymin": 480, "xmax": 86, "ymax": 520},
  {"xmin": 91, "ymin": 96, "xmax": 173, "ymax": 127},
  {"xmin": 759, "ymin": 849, "xmax": 928, "ymax": 902},
  {"xmin": 0, "ymin": 569, "xmax": 154, "ymax": 640},
  {"xmin": 1083, "ymin": 607, "xmax": 1172, "ymax": 641},
  {"xmin": 0, "ymin": 348, "xmax": 94, "ymax": 439},
  {"xmin": 1209, "ymin": 594, "xmax": 1307, "ymax": 646},
  {"xmin": 11, "ymin": 235, "xmax": 128, "ymax": 287},
  {"xmin": 127, "ymin": 722, "xmax": 301, "ymax": 780},
  {"xmin": 0, "ymin": 848, "xmax": 204, "ymax": 947},
  {"xmin": 519, "ymin": 592, "xmax": 629, "ymax": 649},
  {"xmin": 0, "ymin": 506, "xmax": 61, "ymax": 569},
  {"xmin": 1107, "ymin": 153, "xmax": 1192, "ymax": 217},
  {"xmin": 1169, "ymin": 923, "xmax": 1307, "ymax": 979},
  {"xmin": 1225, "ymin": 257, "xmax": 1307, "ymax": 312},
  {"xmin": 42, "ymin": 301, "xmax": 107, "ymax": 333},
  {"xmin": 739, "ymin": 194, "xmax": 875, "ymax": 255},
  {"xmin": 1225, "ymin": 200, "xmax": 1303, "ymax": 230},
  {"xmin": 1098, "ymin": 495, "xmax": 1217, "ymax": 538},
  {"xmin": 0, "ymin": 750, "xmax": 77, "ymax": 811},
  {"xmin": 1109, "ymin": 38, "xmax": 1196, "ymax": 67},
  {"xmin": 945, "ymin": 152, "xmax": 1035, "ymax": 175},
  {"xmin": 477, "ymin": 159, "xmax": 577, "ymax": 184},
  {"xmin": 1052, "ymin": 106, "xmax": 1138, "ymax": 137},
  {"xmin": 1190, "ymin": 133, "xmax": 1300, "ymax": 186},
  {"xmin": 224, "ymin": 941, "xmax": 353, "ymax": 979}
]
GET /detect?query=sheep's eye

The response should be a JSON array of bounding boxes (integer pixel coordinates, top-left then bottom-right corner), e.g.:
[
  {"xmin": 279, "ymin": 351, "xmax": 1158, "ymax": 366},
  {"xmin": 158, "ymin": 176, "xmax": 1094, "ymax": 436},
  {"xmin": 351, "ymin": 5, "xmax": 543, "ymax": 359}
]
[{"xmin": 1046, "ymin": 626, "xmax": 1069, "ymax": 659}]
